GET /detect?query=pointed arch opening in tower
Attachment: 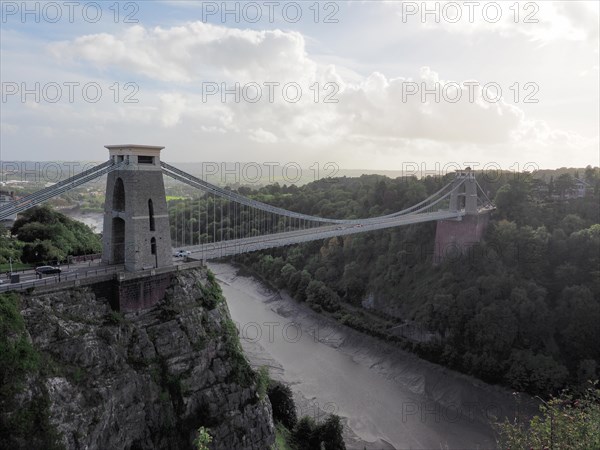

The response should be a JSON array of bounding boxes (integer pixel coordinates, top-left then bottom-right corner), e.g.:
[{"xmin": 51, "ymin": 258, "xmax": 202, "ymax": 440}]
[
  {"xmin": 113, "ymin": 178, "xmax": 125, "ymax": 212},
  {"xmin": 112, "ymin": 217, "xmax": 125, "ymax": 264}
]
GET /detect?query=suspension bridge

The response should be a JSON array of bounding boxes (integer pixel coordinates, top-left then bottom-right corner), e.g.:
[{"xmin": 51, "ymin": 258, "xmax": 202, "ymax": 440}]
[{"xmin": 0, "ymin": 145, "xmax": 493, "ymax": 272}]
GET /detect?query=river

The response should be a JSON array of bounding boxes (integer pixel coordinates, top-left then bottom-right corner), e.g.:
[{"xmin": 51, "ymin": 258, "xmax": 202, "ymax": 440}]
[
  {"xmin": 65, "ymin": 211, "xmax": 104, "ymax": 233},
  {"xmin": 209, "ymin": 261, "xmax": 535, "ymax": 450}
]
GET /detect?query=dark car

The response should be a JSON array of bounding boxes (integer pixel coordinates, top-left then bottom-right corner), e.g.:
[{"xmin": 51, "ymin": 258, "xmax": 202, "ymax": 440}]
[{"xmin": 35, "ymin": 265, "xmax": 61, "ymax": 275}]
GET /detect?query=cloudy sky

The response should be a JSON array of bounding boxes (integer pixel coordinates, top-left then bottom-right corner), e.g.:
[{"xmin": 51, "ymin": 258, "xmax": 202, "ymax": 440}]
[{"xmin": 1, "ymin": 0, "xmax": 598, "ymax": 171}]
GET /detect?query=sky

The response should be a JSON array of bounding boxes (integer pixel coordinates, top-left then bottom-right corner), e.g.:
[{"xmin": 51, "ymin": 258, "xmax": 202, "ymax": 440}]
[{"xmin": 1, "ymin": 0, "xmax": 599, "ymax": 172}]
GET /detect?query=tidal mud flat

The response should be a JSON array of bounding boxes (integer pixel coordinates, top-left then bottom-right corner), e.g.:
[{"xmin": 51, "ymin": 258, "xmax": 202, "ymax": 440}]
[{"xmin": 209, "ymin": 262, "xmax": 537, "ymax": 450}]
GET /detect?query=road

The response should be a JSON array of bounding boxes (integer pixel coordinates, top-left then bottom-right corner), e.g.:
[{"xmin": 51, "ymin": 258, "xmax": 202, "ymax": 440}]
[
  {"xmin": 0, "ymin": 257, "xmax": 120, "ymax": 292},
  {"xmin": 0, "ymin": 254, "xmax": 197, "ymax": 292}
]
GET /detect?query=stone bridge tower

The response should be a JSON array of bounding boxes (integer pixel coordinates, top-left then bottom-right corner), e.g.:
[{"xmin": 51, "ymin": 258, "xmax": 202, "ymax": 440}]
[
  {"xmin": 102, "ymin": 145, "xmax": 173, "ymax": 272},
  {"xmin": 449, "ymin": 168, "xmax": 478, "ymax": 214},
  {"xmin": 434, "ymin": 168, "xmax": 490, "ymax": 264}
]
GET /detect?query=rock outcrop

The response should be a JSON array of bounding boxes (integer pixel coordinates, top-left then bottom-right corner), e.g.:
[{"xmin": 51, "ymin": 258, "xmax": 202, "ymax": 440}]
[{"xmin": 0, "ymin": 268, "xmax": 275, "ymax": 450}]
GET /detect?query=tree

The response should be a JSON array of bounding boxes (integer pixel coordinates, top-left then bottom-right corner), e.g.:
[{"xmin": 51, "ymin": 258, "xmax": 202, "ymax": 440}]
[
  {"xmin": 341, "ymin": 261, "xmax": 367, "ymax": 302},
  {"xmin": 280, "ymin": 263, "xmax": 297, "ymax": 286},
  {"xmin": 292, "ymin": 414, "xmax": 346, "ymax": 450},
  {"xmin": 319, "ymin": 415, "xmax": 346, "ymax": 450},
  {"xmin": 555, "ymin": 173, "xmax": 575, "ymax": 199},
  {"xmin": 560, "ymin": 214, "xmax": 586, "ymax": 236},
  {"xmin": 267, "ymin": 381, "xmax": 297, "ymax": 429},
  {"xmin": 293, "ymin": 416, "xmax": 320, "ymax": 450},
  {"xmin": 295, "ymin": 270, "xmax": 313, "ymax": 301},
  {"xmin": 556, "ymin": 285, "xmax": 600, "ymax": 364},
  {"xmin": 0, "ymin": 234, "xmax": 22, "ymax": 265},
  {"xmin": 496, "ymin": 384, "xmax": 600, "ymax": 449},
  {"xmin": 21, "ymin": 240, "xmax": 64, "ymax": 264},
  {"xmin": 11, "ymin": 206, "xmax": 101, "ymax": 263},
  {"xmin": 494, "ymin": 181, "xmax": 530, "ymax": 222},
  {"xmin": 505, "ymin": 350, "xmax": 568, "ymax": 395},
  {"xmin": 306, "ymin": 280, "xmax": 340, "ymax": 312}
]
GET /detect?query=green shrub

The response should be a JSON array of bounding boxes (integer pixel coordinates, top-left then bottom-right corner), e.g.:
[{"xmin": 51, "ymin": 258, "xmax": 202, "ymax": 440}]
[
  {"xmin": 496, "ymin": 384, "xmax": 600, "ymax": 449},
  {"xmin": 292, "ymin": 414, "xmax": 346, "ymax": 450},
  {"xmin": 257, "ymin": 366, "xmax": 270, "ymax": 400},
  {"xmin": 193, "ymin": 426, "xmax": 212, "ymax": 450},
  {"xmin": 268, "ymin": 380, "xmax": 297, "ymax": 429},
  {"xmin": 222, "ymin": 318, "xmax": 254, "ymax": 387},
  {"xmin": 0, "ymin": 293, "xmax": 40, "ymax": 396},
  {"xmin": 0, "ymin": 293, "xmax": 61, "ymax": 449}
]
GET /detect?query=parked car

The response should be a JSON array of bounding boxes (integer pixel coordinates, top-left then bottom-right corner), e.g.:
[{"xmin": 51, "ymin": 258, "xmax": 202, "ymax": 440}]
[
  {"xmin": 35, "ymin": 265, "xmax": 62, "ymax": 275},
  {"xmin": 174, "ymin": 250, "xmax": 191, "ymax": 257}
]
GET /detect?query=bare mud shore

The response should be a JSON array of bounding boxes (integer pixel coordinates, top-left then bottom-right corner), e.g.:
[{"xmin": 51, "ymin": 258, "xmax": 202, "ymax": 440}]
[{"xmin": 209, "ymin": 262, "xmax": 537, "ymax": 450}]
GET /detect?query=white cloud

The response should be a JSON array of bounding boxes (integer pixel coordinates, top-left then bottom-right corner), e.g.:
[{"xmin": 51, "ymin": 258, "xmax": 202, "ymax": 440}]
[
  {"xmin": 159, "ymin": 93, "xmax": 186, "ymax": 127},
  {"xmin": 386, "ymin": 1, "xmax": 599, "ymax": 47},
  {"xmin": 47, "ymin": 21, "xmax": 562, "ymax": 147},
  {"xmin": 37, "ymin": 20, "xmax": 596, "ymax": 156},
  {"xmin": 50, "ymin": 22, "xmax": 317, "ymax": 84},
  {"xmin": 249, "ymin": 127, "xmax": 278, "ymax": 143},
  {"xmin": 2, "ymin": 12, "xmax": 597, "ymax": 169},
  {"xmin": 0, "ymin": 123, "xmax": 19, "ymax": 134}
]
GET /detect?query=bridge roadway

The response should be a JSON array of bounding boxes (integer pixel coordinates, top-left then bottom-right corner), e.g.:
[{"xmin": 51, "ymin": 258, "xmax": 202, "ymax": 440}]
[
  {"xmin": 0, "ymin": 257, "xmax": 196, "ymax": 293},
  {"xmin": 181, "ymin": 209, "xmax": 466, "ymax": 260}
]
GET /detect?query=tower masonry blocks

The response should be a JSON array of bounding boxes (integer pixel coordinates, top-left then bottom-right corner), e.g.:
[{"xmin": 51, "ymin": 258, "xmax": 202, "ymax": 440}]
[
  {"xmin": 433, "ymin": 213, "xmax": 490, "ymax": 264},
  {"xmin": 434, "ymin": 168, "xmax": 490, "ymax": 264},
  {"xmin": 102, "ymin": 145, "xmax": 173, "ymax": 272}
]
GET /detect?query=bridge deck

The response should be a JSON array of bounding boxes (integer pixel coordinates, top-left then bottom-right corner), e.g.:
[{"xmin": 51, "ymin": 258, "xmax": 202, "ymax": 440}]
[
  {"xmin": 180, "ymin": 210, "xmax": 465, "ymax": 260},
  {"xmin": 0, "ymin": 260, "xmax": 204, "ymax": 294}
]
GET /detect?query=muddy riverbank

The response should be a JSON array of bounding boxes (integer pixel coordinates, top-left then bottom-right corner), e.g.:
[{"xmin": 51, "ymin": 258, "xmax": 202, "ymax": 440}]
[{"xmin": 209, "ymin": 261, "xmax": 536, "ymax": 450}]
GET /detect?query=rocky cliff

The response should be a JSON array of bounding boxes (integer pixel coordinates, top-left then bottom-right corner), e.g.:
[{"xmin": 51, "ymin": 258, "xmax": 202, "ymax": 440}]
[{"xmin": 0, "ymin": 268, "xmax": 275, "ymax": 450}]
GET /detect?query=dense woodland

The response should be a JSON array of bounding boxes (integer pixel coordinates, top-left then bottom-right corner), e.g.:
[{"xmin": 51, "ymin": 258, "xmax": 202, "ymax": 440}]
[{"xmin": 168, "ymin": 167, "xmax": 600, "ymax": 398}]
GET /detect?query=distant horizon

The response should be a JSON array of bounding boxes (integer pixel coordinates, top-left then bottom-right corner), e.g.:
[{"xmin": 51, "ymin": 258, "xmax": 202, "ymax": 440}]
[
  {"xmin": 1, "ymin": 159, "xmax": 598, "ymax": 171},
  {"xmin": 1, "ymin": 159, "xmax": 599, "ymax": 169},
  {"xmin": 1, "ymin": 159, "xmax": 598, "ymax": 188}
]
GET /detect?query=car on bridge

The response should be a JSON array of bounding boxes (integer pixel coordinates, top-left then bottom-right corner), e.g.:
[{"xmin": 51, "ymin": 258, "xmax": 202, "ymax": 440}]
[
  {"xmin": 35, "ymin": 265, "xmax": 62, "ymax": 275},
  {"xmin": 174, "ymin": 250, "xmax": 191, "ymax": 257}
]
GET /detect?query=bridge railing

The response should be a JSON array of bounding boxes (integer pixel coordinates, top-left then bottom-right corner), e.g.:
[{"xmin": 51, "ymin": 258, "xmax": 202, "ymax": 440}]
[
  {"xmin": 0, "ymin": 260, "xmax": 207, "ymax": 294},
  {"xmin": 0, "ymin": 265, "xmax": 122, "ymax": 293}
]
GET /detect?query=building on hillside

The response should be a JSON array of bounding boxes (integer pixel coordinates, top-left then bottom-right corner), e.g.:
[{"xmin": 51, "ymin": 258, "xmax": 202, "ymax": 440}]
[
  {"xmin": 549, "ymin": 177, "xmax": 592, "ymax": 200},
  {"xmin": 572, "ymin": 178, "xmax": 592, "ymax": 198}
]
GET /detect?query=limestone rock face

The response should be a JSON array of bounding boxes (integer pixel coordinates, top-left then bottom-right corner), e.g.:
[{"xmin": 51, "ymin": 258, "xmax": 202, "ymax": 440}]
[{"xmin": 7, "ymin": 268, "xmax": 275, "ymax": 450}]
